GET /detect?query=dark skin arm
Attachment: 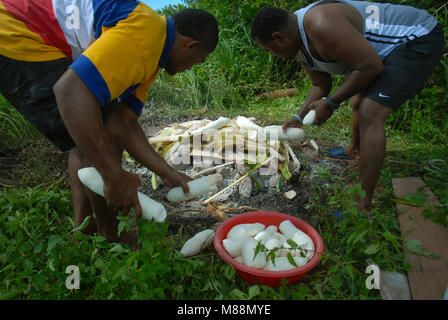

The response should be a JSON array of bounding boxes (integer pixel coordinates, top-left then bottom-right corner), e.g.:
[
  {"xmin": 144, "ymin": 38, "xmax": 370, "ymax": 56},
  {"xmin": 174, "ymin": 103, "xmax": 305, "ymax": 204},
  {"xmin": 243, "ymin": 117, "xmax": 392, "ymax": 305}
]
[
  {"xmin": 54, "ymin": 70, "xmax": 190, "ymax": 217},
  {"xmin": 282, "ymin": 60, "xmax": 332, "ymax": 131},
  {"xmin": 289, "ymin": 4, "xmax": 384, "ymax": 126},
  {"xmin": 113, "ymin": 103, "xmax": 192, "ymax": 194}
]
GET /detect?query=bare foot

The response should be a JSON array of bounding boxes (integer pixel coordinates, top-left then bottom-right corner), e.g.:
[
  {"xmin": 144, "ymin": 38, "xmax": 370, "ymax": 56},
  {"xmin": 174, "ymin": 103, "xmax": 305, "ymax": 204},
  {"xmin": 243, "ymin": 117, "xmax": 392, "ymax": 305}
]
[{"xmin": 344, "ymin": 145, "xmax": 360, "ymax": 159}]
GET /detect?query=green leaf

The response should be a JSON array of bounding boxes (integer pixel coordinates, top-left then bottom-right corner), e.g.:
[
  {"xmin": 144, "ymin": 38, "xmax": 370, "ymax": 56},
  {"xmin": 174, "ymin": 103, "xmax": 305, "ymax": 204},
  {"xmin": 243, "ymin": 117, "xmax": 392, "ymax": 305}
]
[
  {"xmin": 364, "ymin": 244, "xmax": 380, "ymax": 255},
  {"xmin": 109, "ymin": 244, "xmax": 130, "ymax": 254},
  {"xmin": 383, "ymin": 231, "xmax": 401, "ymax": 247},
  {"xmin": 253, "ymin": 242, "xmax": 266, "ymax": 261},
  {"xmin": 280, "ymin": 162, "xmax": 292, "ymax": 181},
  {"xmin": 248, "ymin": 285, "xmax": 260, "ymax": 299},
  {"xmin": 286, "ymin": 239, "xmax": 298, "ymax": 248},
  {"xmin": 248, "ymin": 172, "xmax": 262, "ymax": 190},
  {"xmin": 229, "ymin": 289, "xmax": 248, "ymax": 300},
  {"xmin": 47, "ymin": 235, "xmax": 61, "ymax": 254},
  {"xmin": 287, "ymin": 252, "xmax": 298, "ymax": 267},
  {"xmin": 151, "ymin": 173, "xmax": 158, "ymax": 190},
  {"xmin": 329, "ymin": 275, "xmax": 343, "ymax": 288},
  {"xmin": 394, "ymin": 193, "xmax": 429, "ymax": 207},
  {"xmin": 406, "ymin": 240, "xmax": 441, "ymax": 259},
  {"xmin": 73, "ymin": 216, "xmax": 91, "ymax": 233}
]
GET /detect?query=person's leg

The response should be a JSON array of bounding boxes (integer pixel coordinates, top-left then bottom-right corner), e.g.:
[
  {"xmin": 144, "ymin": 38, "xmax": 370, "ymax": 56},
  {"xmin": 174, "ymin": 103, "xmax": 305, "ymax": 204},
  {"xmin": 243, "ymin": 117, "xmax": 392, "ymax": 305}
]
[
  {"xmin": 68, "ymin": 147, "xmax": 97, "ymax": 235},
  {"xmin": 357, "ymin": 98, "xmax": 393, "ymax": 211},
  {"xmin": 344, "ymin": 92, "xmax": 362, "ymax": 159},
  {"xmin": 81, "ymin": 103, "xmax": 138, "ymax": 247}
]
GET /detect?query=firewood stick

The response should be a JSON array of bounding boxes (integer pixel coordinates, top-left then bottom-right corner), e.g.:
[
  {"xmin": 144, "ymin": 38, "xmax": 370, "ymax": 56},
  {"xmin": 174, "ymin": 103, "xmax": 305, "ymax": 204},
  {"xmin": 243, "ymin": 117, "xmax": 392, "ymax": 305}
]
[
  {"xmin": 201, "ymin": 156, "xmax": 272, "ymax": 205},
  {"xmin": 190, "ymin": 161, "xmax": 236, "ymax": 179}
]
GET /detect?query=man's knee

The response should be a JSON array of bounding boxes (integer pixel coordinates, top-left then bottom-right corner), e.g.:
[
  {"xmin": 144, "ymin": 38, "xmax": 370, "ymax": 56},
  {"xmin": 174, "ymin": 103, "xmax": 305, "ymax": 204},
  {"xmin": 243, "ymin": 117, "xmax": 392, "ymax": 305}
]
[
  {"xmin": 358, "ymin": 98, "xmax": 393, "ymax": 128},
  {"xmin": 350, "ymin": 92, "xmax": 363, "ymax": 111}
]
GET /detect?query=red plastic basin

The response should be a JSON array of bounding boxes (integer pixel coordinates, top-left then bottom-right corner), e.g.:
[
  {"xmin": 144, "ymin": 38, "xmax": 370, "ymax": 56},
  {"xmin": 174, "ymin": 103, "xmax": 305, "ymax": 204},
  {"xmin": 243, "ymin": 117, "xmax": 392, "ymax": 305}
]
[{"xmin": 214, "ymin": 211, "xmax": 325, "ymax": 288}]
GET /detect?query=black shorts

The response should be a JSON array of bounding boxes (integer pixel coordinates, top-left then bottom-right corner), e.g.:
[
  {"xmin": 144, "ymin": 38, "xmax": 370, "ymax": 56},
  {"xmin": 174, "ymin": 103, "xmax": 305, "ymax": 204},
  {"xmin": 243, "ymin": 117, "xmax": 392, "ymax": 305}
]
[
  {"xmin": 0, "ymin": 55, "xmax": 117, "ymax": 152},
  {"xmin": 364, "ymin": 23, "xmax": 445, "ymax": 110}
]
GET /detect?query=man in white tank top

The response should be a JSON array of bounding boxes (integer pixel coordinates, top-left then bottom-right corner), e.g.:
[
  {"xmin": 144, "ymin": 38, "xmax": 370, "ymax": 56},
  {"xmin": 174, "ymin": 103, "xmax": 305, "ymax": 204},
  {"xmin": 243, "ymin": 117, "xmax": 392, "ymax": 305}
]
[{"xmin": 251, "ymin": 2, "xmax": 444, "ymax": 213}]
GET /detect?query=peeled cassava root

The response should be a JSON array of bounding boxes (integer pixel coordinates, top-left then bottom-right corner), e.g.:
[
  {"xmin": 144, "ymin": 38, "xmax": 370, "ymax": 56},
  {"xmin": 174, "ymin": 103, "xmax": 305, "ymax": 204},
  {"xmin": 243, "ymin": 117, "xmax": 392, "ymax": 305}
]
[
  {"xmin": 180, "ymin": 229, "xmax": 215, "ymax": 257},
  {"xmin": 302, "ymin": 110, "xmax": 316, "ymax": 126},
  {"xmin": 264, "ymin": 126, "xmax": 305, "ymax": 141},
  {"xmin": 166, "ymin": 174, "xmax": 223, "ymax": 203},
  {"xmin": 223, "ymin": 220, "xmax": 315, "ymax": 271},
  {"xmin": 78, "ymin": 167, "xmax": 167, "ymax": 222}
]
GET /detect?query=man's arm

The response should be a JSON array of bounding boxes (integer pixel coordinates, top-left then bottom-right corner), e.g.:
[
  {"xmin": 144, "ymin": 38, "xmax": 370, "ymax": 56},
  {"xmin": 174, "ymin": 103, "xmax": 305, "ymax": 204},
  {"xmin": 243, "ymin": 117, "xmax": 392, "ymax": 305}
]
[
  {"xmin": 54, "ymin": 69, "xmax": 143, "ymax": 217},
  {"xmin": 306, "ymin": 5, "xmax": 383, "ymax": 105},
  {"xmin": 113, "ymin": 103, "xmax": 191, "ymax": 194},
  {"xmin": 298, "ymin": 63, "xmax": 332, "ymax": 117},
  {"xmin": 282, "ymin": 60, "xmax": 332, "ymax": 131}
]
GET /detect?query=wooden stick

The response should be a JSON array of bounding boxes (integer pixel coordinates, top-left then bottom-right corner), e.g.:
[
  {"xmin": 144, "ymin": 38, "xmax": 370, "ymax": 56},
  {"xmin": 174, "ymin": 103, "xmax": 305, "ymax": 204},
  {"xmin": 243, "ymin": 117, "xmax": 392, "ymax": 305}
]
[
  {"xmin": 283, "ymin": 141, "xmax": 301, "ymax": 173},
  {"xmin": 190, "ymin": 161, "xmax": 236, "ymax": 179},
  {"xmin": 201, "ymin": 157, "xmax": 272, "ymax": 205}
]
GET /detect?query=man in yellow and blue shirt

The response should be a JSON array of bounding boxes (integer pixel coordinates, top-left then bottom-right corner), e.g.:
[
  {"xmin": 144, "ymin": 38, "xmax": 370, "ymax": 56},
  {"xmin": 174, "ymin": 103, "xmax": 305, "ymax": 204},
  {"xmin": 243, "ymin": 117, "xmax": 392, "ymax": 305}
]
[{"xmin": 0, "ymin": 0, "xmax": 219, "ymax": 246}]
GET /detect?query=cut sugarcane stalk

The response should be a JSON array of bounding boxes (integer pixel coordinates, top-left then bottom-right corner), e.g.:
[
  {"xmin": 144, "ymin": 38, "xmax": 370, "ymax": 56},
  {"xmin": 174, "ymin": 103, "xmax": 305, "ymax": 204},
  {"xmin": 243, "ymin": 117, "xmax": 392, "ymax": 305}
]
[{"xmin": 78, "ymin": 167, "xmax": 167, "ymax": 222}]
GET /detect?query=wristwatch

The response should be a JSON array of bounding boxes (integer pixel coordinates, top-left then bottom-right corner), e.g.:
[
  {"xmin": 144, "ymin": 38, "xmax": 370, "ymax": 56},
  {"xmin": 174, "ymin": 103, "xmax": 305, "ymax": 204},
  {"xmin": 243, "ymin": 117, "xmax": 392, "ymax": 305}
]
[{"xmin": 326, "ymin": 96, "xmax": 340, "ymax": 112}]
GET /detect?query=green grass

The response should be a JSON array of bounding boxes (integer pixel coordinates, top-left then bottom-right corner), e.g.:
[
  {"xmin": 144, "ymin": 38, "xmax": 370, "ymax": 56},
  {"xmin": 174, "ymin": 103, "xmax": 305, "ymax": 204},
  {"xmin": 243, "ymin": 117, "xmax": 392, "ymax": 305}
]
[
  {"xmin": 0, "ymin": 181, "xmax": 407, "ymax": 300},
  {"xmin": 0, "ymin": 95, "xmax": 41, "ymax": 150}
]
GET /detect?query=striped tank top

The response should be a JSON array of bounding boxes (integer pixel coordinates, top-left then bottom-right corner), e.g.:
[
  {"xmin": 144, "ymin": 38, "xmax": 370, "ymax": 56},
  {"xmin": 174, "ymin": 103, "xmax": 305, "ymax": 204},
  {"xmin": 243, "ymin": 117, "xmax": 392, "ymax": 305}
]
[{"xmin": 295, "ymin": 0, "xmax": 438, "ymax": 75}]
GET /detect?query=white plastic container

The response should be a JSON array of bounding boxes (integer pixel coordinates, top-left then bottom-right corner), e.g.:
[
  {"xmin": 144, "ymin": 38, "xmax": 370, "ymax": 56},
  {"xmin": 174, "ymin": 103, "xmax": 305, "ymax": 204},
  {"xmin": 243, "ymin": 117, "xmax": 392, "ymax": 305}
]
[
  {"xmin": 78, "ymin": 167, "xmax": 167, "ymax": 222},
  {"xmin": 166, "ymin": 174, "xmax": 222, "ymax": 203}
]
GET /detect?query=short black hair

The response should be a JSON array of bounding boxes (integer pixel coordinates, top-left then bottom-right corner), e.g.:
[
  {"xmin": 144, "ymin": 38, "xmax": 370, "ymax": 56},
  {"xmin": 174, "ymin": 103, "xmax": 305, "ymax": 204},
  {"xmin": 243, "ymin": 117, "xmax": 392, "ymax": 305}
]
[
  {"xmin": 173, "ymin": 9, "xmax": 219, "ymax": 53},
  {"xmin": 251, "ymin": 7, "xmax": 289, "ymax": 43}
]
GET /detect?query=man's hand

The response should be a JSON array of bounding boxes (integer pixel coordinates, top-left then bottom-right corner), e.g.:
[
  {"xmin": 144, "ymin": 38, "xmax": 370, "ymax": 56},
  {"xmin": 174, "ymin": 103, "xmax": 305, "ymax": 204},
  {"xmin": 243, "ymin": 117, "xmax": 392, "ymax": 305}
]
[
  {"xmin": 307, "ymin": 99, "xmax": 333, "ymax": 126},
  {"xmin": 103, "ymin": 169, "xmax": 143, "ymax": 218},
  {"xmin": 282, "ymin": 115, "xmax": 302, "ymax": 133},
  {"xmin": 160, "ymin": 168, "xmax": 192, "ymax": 195}
]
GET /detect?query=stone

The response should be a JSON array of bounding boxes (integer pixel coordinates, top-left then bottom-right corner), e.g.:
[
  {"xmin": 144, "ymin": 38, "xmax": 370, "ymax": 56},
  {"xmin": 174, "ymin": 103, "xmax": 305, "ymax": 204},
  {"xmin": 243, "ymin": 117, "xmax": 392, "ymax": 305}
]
[{"xmin": 239, "ymin": 177, "xmax": 252, "ymax": 198}]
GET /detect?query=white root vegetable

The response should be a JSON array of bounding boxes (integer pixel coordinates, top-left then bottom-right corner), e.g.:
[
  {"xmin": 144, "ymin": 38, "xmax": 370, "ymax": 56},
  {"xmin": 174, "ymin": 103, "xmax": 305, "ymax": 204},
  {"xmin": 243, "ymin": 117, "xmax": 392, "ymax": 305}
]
[
  {"xmin": 226, "ymin": 223, "xmax": 265, "ymax": 239},
  {"xmin": 242, "ymin": 238, "xmax": 266, "ymax": 269},
  {"xmin": 279, "ymin": 220, "xmax": 300, "ymax": 239},
  {"xmin": 302, "ymin": 110, "xmax": 316, "ymax": 126},
  {"xmin": 166, "ymin": 174, "xmax": 223, "ymax": 203},
  {"xmin": 244, "ymin": 223, "xmax": 265, "ymax": 237},
  {"xmin": 234, "ymin": 256, "xmax": 244, "ymax": 264},
  {"xmin": 226, "ymin": 224, "xmax": 249, "ymax": 239},
  {"xmin": 190, "ymin": 117, "xmax": 231, "ymax": 136},
  {"xmin": 180, "ymin": 229, "xmax": 215, "ymax": 257},
  {"xmin": 264, "ymin": 125, "xmax": 305, "ymax": 141},
  {"xmin": 261, "ymin": 236, "xmax": 282, "ymax": 251},
  {"xmin": 225, "ymin": 221, "xmax": 314, "ymax": 270},
  {"xmin": 272, "ymin": 232, "xmax": 288, "ymax": 243},
  {"xmin": 78, "ymin": 167, "xmax": 167, "ymax": 222},
  {"xmin": 236, "ymin": 116, "xmax": 263, "ymax": 131},
  {"xmin": 254, "ymin": 225, "xmax": 278, "ymax": 241},
  {"xmin": 223, "ymin": 237, "xmax": 250, "ymax": 258}
]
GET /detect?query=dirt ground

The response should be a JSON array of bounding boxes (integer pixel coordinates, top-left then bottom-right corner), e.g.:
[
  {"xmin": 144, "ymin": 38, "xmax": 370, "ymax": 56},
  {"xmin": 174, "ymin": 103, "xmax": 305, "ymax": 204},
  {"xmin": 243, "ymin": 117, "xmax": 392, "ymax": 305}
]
[{"xmin": 123, "ymin": 115, "xmax": 358, "ymax": 238}]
